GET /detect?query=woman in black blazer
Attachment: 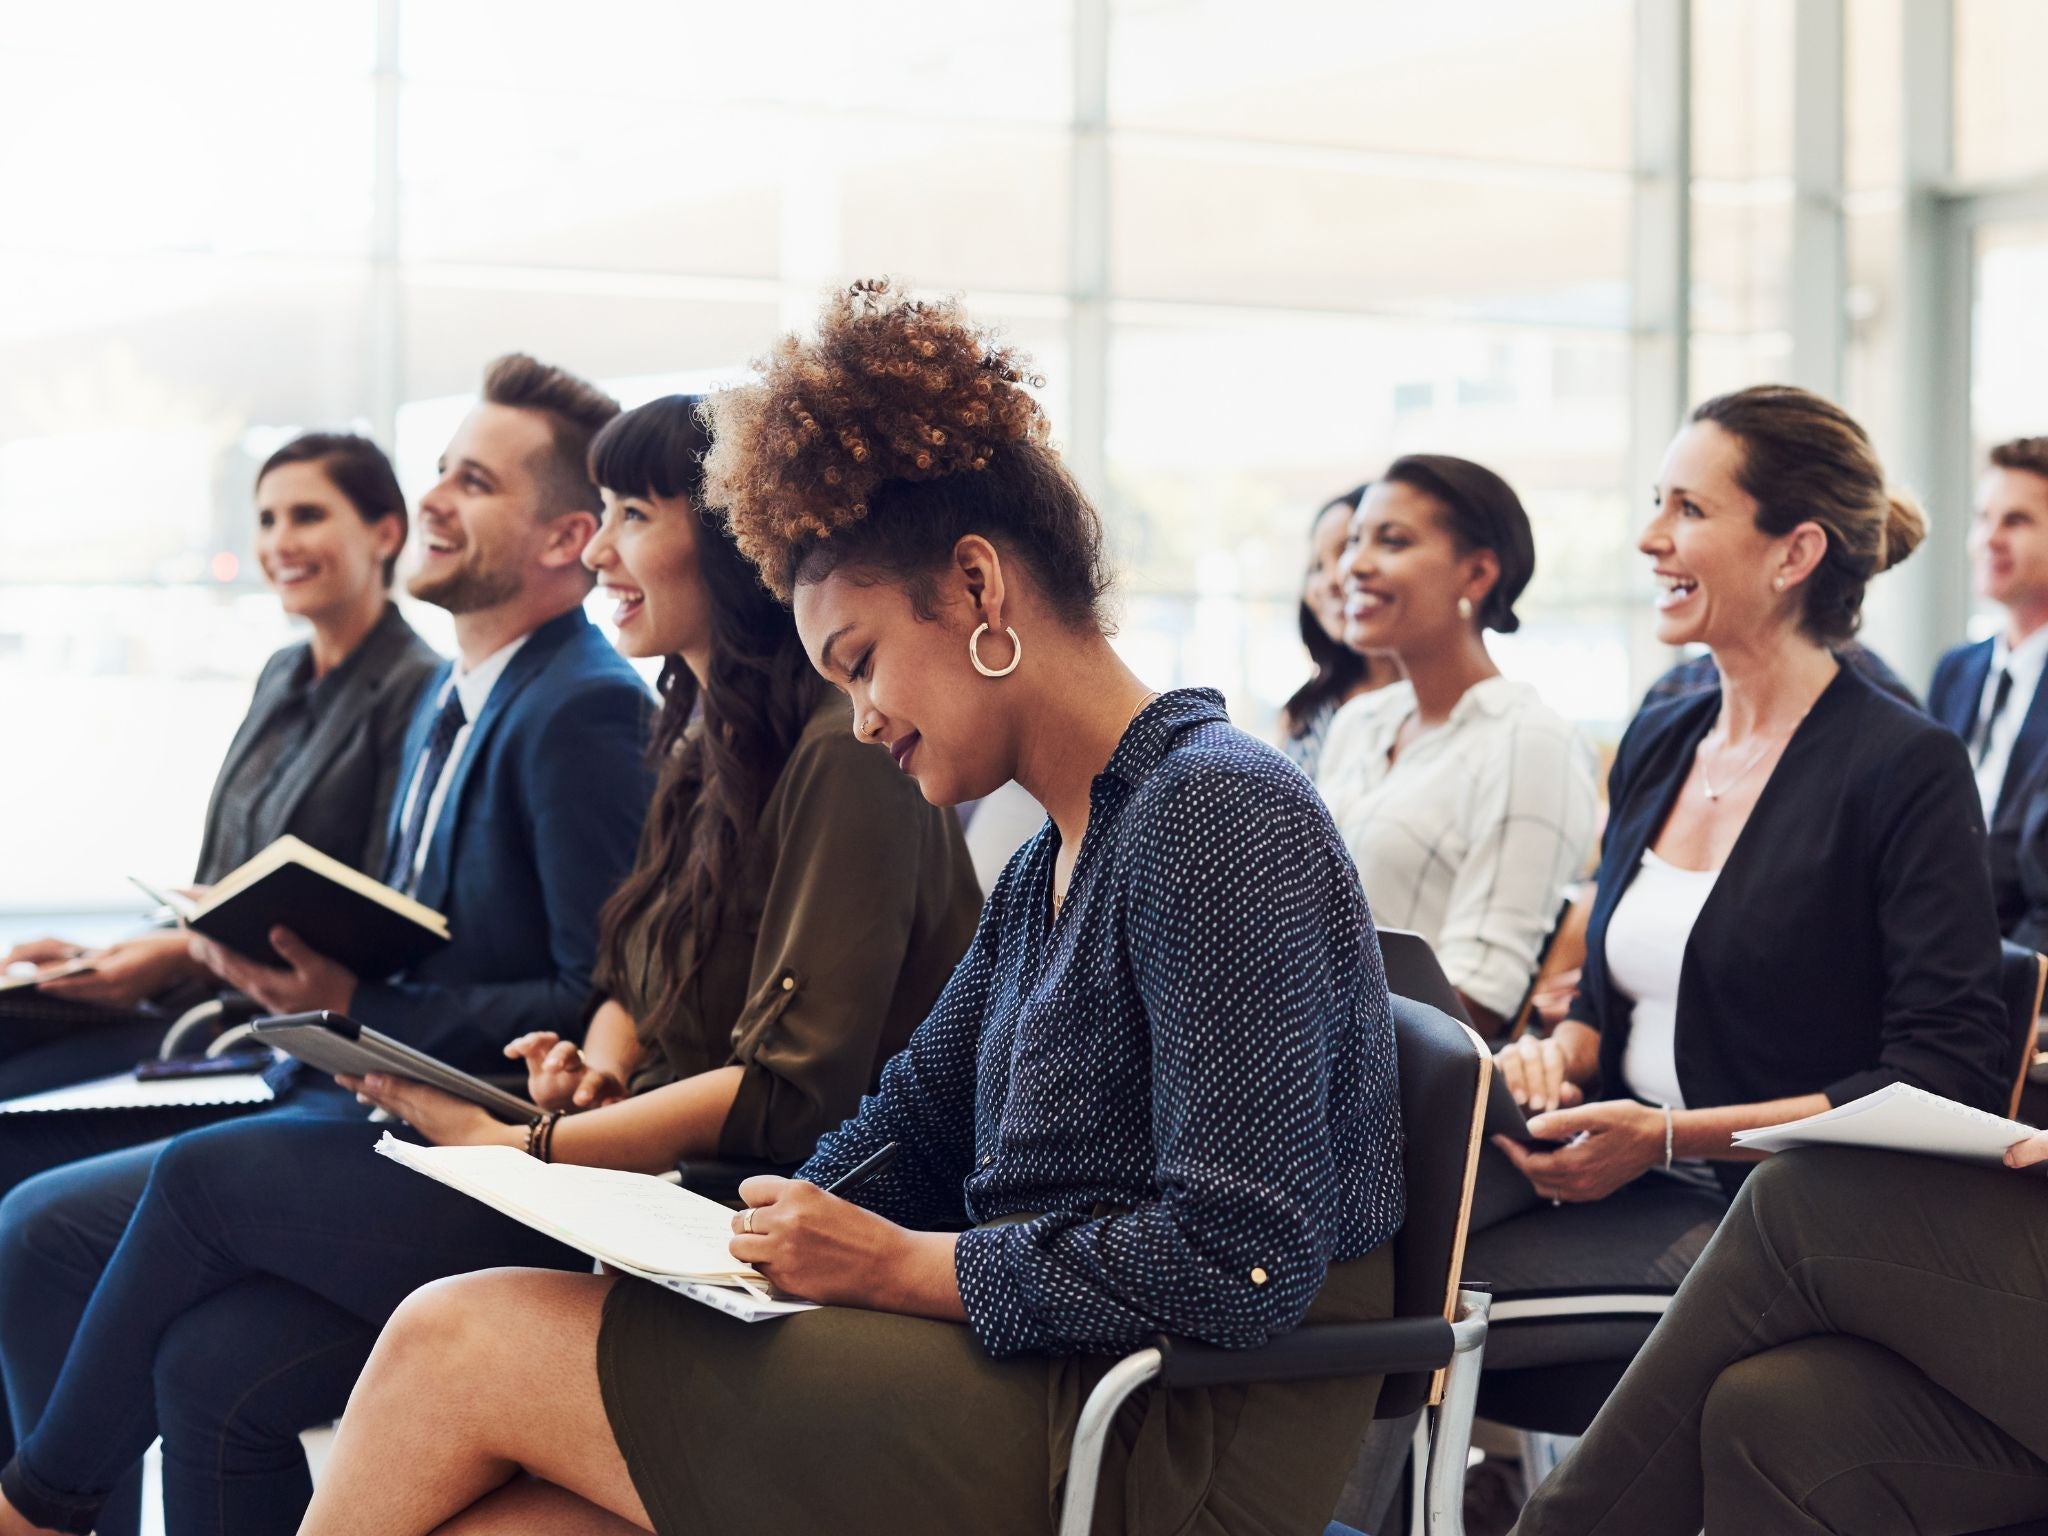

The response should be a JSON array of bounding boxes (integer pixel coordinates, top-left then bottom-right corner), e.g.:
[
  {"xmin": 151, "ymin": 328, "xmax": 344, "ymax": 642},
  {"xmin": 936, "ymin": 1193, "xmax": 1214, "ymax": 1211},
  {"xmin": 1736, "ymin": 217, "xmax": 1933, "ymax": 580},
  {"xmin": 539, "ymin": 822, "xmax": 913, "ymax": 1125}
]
[
  {"xmin": 1, "ymin": 434, "xmax": 440, "ymax": 1082},
  {"xmin": 1466, "ymin": 387, "xmax": 2010, "ymax": 1364}
]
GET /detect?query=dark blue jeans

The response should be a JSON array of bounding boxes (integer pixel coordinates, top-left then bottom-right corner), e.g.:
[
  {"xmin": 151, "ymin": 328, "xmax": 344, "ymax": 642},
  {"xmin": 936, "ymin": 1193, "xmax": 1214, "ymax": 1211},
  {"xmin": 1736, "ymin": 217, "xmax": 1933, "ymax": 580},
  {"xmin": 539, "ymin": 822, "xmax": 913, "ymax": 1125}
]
[
  {"xmin": 0, "ymin": 1087, "xmax": 582, "ymax": 1536},
  {"xmin": 0, "ymin": 1014, "xmax": 174, "ymax": 1099},
  {"xmin": 0, "ymin": 1016, "xmax": 267, "ymax": 1536}
]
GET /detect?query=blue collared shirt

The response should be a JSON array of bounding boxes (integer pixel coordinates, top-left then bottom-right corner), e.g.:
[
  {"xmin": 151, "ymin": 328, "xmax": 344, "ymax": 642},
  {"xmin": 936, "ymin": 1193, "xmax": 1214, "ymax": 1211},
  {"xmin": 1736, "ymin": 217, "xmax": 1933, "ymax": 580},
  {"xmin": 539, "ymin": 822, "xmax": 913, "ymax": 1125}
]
[{"xmin": 798, "ymin": 688, "xmax": 1404, "ymax": 1358}]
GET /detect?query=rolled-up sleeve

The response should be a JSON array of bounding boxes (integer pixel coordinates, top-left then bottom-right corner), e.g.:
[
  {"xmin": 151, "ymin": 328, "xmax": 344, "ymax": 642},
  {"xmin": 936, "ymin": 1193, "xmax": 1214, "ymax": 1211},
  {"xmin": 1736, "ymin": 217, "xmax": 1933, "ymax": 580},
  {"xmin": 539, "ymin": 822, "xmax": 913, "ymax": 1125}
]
[
  {"xmin": 793, "ymin": 888, "xmax": 1002, "ymax": 1229},
  {"xmin": 717, "ymin": 728, "xmax": 972, "ymax": 1166},
  {"xmin": 952, "ymin": 774, "xmax": 1388, "ymax": 1358}
]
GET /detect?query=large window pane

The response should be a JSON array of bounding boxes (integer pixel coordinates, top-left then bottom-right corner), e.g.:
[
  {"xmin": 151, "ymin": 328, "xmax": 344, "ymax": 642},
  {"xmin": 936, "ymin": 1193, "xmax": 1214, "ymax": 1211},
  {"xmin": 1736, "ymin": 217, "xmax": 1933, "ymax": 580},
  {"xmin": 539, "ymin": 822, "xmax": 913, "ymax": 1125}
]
[
  {"xmin": 1110, "ymin": 0, "xmax": 1631, "ymax": 170},
  {"xmin": 1845, "ymin": 0, "xmax": 1902, "ymax": 192},
  {"xmin": 1, "ymin": 257, "xmax": 378, "ymax": 584},
  {"xmin": 1691, "ymin": 190, "xmax": 1793, "ymax": 339},
  {"xmin": 399, "ymin": 0, "xmax": 1071, "ymax": 121},
  {"xmin": 401, "ymin": 99, "xmax": 1067, "ymax": 295},
  {"xmin": 398, "ymin": 95, "xmax": 785, "ymax": 279},
  {"xmin": 1106, "ymin": 310, "xmax": 1631, "ymax": 728},
  {"xmin": 399, "ymin": 283, "xmax": 782, "ymax": 407},
  {"xmin": 1972, "ymin": 222, "xmax": 2048, "ymax": 451},
  {"xmin": 1111, "ymin": 144, "xmax": 1628, "ymax": 325},
  {"xmin": 0, "ymin": 62, "xmax": 374, "ymax": 260},
  {"xmin": 8, "ymin": 0, "xmax": 374, "ymax": 69},
  {"xmin": 1955, "ymin": 0, "xmax": 2048, "ymax": 182},
  {"xmin": 1691, "ymin": 0, "xmax": 1794, "ymax": 182}
]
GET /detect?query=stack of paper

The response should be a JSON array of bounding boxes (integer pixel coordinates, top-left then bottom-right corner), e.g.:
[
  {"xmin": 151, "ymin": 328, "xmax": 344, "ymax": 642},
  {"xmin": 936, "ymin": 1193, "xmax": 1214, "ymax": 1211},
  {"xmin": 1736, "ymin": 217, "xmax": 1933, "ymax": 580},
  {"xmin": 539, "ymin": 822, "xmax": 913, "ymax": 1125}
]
[
  {"xmin": 0, "ymin": 1072, "xmax": 277, "ymax": 1115},
  {"xmin": 374, "ymin": 1137, "xmax": 815, "ymax": 1321},
  {"xmin": 1732, "ymin": 1082, "xmax": 2038, "ymax": 1166}
]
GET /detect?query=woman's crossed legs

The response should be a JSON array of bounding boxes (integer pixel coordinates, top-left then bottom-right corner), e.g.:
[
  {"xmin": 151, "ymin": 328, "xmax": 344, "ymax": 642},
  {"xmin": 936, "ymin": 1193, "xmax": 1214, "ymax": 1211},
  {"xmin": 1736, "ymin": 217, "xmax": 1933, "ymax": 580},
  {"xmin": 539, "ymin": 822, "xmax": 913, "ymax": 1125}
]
[{"xmin": 301, "ymin": 1270, "xmax": 648, "ymax": 1536}]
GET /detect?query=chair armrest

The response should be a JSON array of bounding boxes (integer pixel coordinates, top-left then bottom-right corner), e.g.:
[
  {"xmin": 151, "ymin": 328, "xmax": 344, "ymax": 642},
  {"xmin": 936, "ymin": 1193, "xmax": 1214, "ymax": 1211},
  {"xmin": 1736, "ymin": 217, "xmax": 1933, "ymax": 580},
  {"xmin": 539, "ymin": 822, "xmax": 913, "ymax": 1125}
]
[
  {"xmin": 159, "ymin": 991, "xmax": 262, "ymax": 1059},
  {"xmin": 673, "ymin": 1158, "xmax": 797, "ymax": 1203},
  {"xmin": 1151, "ymin": 1316, "xmax": 1456, "ymax": 1390}
]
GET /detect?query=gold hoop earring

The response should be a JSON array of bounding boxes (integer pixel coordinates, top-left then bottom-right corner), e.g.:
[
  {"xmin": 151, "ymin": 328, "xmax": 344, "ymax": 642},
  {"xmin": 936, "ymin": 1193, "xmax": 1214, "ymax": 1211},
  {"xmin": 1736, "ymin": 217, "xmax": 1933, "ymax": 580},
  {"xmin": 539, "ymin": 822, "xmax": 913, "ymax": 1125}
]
[
  {"xmin": 1457, "ymin": 596, "xmax": 1474, "ymax": 621},
  {"xmin": 969, "ymin": 622, "xmax": 1022, "ymax": 679}
]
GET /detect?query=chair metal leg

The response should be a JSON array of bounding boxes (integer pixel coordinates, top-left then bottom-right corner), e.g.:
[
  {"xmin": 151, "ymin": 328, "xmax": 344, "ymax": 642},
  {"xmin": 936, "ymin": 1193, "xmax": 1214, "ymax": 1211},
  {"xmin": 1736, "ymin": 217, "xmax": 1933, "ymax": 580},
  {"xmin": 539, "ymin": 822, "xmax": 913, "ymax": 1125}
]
[
  {"xmin": 1056, "ymin": 1347, "xmax": 1163, "ymax": 1536},
  {"xmin": 1423, "ymin": 1290, "xmax": 1493, "ymax": 1536},
  {"xmin": 1408, "ymin": 1414, "xmax": 1430, "ymax": 1536}
]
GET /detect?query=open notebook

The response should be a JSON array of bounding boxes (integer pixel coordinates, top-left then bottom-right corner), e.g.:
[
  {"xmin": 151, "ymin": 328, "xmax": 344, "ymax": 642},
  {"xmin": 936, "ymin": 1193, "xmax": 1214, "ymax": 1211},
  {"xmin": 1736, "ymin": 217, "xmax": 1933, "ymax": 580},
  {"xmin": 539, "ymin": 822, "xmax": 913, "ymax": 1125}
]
[
  {"xmin": 1732, "ymin": 1082, "xmax": 2038, "ymax": 1166},
  {"xmin": 374, "ymin": 1137, "xmax": 815, "ymax": 1322},
  {"xmin": 139, "ymin": 835, "xmax": 449, "ymax": 976}
]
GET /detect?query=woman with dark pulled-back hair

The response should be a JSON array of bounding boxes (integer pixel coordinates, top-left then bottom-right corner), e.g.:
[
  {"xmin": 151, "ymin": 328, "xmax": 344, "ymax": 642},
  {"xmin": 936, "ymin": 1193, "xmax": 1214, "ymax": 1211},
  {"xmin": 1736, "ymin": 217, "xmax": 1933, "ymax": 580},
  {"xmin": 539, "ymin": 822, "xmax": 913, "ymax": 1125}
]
[
  {"xmin": 0, "ymin": 433, "xmax": 439, "ymax": 1080},
  {"xmin": 1463, "ymin": 389, "xmax": 2012, "ymax": 1491},
  {"xmin": 1316, "ymin": 456, "xmax": 1599, "ymax": 1038},
  {"xmin": 1278, "ymin": 482, "xmax": 1394, "ymax": 777},
  {"xmin": 300, "ymin": 280, "xmax": 1406, "ymax": 1536}
]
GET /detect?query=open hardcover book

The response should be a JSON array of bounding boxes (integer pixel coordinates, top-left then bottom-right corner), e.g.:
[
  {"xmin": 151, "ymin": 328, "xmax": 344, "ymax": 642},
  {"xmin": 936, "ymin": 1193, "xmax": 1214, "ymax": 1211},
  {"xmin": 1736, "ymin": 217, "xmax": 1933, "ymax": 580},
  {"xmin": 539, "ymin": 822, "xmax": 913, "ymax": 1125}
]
[
  {"xmin": 374, "ymin": 1137, "xmax": 815, "ymax": 1322},
  {"xmin": 1732, "ymin": 1082, "xmax": 2038, "ymax": 1166},
  {"xmin": 141, "ymin": 835, "xmax": 449, "ymax": 976}
]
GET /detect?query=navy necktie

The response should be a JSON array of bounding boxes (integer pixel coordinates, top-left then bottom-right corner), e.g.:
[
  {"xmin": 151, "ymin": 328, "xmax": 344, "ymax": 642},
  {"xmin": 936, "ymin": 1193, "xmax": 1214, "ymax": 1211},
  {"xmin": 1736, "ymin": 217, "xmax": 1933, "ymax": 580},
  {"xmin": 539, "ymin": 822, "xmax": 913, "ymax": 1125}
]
[
  {"xmin": 383, "ymin": 690, "xmax": 468, "ymax": 892},
  {"xmin": 1976, "ymin": 667, "xmax": 2014, "ymax": 768}
]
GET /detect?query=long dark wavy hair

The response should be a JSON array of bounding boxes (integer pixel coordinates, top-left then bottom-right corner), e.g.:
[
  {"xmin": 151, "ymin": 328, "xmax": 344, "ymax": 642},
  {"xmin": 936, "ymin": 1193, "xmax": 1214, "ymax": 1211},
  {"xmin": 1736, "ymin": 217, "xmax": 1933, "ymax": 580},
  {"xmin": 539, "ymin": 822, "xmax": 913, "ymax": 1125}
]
[
  {"xmin": 590, "ymin": 396, "xmax": 826, "ymax": 1024},
  {"xmin": 1282, "ymin": 484, "xmax": 1373, "ymax": 739}
]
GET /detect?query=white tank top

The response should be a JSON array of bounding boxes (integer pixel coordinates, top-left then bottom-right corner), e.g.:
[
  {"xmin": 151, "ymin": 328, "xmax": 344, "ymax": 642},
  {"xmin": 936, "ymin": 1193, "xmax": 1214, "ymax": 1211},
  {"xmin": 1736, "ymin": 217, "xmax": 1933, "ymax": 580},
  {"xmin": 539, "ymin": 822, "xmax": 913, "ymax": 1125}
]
[{"xmin": 1608, "ymin": 847, "xmax": 1720, "ymax": 1110}]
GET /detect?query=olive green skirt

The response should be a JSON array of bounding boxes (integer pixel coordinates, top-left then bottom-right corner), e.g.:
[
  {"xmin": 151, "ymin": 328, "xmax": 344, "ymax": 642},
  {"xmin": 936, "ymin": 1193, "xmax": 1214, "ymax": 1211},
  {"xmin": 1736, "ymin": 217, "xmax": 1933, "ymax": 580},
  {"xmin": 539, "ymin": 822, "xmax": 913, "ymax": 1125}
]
[{"xmin": 597, "ymin": 1242, "xmax": 1393, "ymax": 1536}]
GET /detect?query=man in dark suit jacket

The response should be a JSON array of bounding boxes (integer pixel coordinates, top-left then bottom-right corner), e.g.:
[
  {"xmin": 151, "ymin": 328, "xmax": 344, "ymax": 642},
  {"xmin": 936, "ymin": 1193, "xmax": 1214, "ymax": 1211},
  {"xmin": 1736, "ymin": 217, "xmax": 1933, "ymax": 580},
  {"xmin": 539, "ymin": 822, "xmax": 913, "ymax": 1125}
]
[
  {"xmin": 1928, "ymin": 437, "xmax": 2048, "ymax": 936},
  {"xmin": 192, "ymin": 353, "xmax": 656, "ymax": 1072}
]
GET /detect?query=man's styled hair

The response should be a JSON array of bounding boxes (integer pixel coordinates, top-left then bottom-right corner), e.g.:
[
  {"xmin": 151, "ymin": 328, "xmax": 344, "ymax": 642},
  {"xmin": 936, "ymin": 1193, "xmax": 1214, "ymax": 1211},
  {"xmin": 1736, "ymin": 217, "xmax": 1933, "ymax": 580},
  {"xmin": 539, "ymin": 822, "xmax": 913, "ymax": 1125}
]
[
  {"xmin": 481, "ymin": 353, "xmax": 621, "ymax": 518},
  {"xmin": 1990, "ymin": 437, "xmax": 2048, "ymax": 485}
]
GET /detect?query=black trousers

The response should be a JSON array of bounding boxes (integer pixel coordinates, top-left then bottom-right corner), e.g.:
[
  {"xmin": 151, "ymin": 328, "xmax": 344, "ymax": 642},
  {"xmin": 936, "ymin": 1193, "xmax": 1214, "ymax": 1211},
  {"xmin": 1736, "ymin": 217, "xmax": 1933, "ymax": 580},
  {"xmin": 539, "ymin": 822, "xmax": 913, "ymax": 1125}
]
[{"xmin": 1511, "ymin": 1147, "xmax": 2048, "ymax": 1536}]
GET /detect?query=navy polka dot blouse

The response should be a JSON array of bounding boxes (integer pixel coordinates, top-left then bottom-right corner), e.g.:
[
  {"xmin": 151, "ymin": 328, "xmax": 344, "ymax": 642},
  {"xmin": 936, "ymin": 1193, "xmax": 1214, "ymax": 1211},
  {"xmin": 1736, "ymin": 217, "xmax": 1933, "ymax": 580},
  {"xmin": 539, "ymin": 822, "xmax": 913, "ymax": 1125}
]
[{"xmin": 797, "ymin": 689, "xmax": 1405, "ymax": 1359}]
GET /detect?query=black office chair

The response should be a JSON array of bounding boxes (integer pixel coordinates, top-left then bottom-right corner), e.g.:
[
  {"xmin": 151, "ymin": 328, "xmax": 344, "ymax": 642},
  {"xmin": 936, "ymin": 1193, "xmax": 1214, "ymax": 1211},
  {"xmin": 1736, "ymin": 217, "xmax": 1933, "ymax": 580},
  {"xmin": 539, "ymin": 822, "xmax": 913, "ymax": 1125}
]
[
  {"xmin": 1997, "ymin": 940, "xmax": 2046, "ymax": 1119},
  {"xmin": 1057, "ymin": 997, "xmax": 1494, "ymax": 1536}
]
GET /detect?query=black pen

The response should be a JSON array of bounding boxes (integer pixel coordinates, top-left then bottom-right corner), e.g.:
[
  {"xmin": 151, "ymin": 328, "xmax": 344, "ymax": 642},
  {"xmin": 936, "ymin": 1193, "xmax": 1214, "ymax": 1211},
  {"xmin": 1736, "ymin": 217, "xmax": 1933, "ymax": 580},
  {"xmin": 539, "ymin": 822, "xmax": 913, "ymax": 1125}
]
[{"xmin": 822, "ymin": 1141, "xmax": 899, "ymax": 1198}]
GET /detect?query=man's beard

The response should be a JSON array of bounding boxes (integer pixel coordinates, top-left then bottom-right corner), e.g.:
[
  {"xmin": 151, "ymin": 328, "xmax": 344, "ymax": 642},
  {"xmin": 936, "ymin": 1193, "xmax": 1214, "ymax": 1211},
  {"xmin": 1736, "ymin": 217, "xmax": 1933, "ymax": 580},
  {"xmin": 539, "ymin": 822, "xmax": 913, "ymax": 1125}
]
[{"xmin": 409, "ymin": 555, "xmax": 521, "ymax": 615}]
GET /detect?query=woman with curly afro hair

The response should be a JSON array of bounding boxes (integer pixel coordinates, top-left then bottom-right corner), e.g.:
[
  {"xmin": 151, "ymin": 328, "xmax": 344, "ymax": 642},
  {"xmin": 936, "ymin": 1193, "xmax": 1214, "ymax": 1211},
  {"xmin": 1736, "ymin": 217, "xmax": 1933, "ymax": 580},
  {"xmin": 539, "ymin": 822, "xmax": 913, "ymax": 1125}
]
[{"xmin": 301, "ymin": 280, "xmax": 1406, "ymax": 1536}]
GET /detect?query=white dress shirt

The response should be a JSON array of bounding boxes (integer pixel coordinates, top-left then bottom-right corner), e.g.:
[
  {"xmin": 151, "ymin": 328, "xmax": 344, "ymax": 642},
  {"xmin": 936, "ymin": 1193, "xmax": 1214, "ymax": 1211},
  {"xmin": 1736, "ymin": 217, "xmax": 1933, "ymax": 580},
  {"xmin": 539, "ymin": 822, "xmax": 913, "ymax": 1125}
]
[
  {"xmin": 1972, "ymin": 623, "xmax": 2048, "ymax": 818},
  {"xmin": 392, "ymin": 633, "xmax": 532, "ymax": 889},
  {"xmin": 1316, "ymin": 676, "xmax": 1599, "ymax": 1018},
  {"xmin": 1610, "ymin": 848, "xmax": 1721, "ymax": 1110}
]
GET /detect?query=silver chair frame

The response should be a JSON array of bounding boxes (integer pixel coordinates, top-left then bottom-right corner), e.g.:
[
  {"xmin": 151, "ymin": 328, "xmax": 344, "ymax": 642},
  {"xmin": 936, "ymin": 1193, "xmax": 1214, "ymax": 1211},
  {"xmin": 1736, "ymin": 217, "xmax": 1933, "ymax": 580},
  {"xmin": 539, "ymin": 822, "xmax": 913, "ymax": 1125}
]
[{"xmin": 1056, "ymin": 1287, "xmax": 1494, "ymax": 1536}]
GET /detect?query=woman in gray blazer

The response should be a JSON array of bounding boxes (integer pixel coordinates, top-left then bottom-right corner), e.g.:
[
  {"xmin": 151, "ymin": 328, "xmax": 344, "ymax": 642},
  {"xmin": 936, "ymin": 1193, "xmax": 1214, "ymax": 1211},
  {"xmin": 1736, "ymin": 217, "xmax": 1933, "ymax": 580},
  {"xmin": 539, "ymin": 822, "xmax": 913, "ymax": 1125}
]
[{"xmin": 0, "ymin": 433, "xmax": 440, "ymax": 1083}]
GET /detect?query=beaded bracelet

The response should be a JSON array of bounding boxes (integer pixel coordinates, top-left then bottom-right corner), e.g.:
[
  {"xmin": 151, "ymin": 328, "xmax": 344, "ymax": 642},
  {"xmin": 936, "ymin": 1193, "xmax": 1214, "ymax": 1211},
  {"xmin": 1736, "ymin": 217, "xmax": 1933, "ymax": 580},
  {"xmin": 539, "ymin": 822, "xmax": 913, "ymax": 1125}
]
[{"xmin": 524, "ymin": 1109, "xmax": 563, "ymax": 1163}]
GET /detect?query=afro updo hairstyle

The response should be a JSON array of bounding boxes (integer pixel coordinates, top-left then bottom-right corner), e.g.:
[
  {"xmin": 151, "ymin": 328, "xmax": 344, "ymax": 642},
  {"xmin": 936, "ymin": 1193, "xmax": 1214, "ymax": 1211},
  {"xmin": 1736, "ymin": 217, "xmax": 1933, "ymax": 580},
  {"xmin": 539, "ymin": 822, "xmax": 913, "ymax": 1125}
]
[{"xmin": 704, "ymin": 278, "xmax": 1111, "ymax": 629}]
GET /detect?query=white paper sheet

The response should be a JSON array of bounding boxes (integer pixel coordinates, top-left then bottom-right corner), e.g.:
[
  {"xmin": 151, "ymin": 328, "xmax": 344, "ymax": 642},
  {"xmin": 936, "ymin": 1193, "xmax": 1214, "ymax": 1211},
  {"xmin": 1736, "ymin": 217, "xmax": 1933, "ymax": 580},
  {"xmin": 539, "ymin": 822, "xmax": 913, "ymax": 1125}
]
[
  {"xmin": 0, "ymin": 1072, "xmax": 275, "ymax": 1115},
  {"xmin": 1731, "ymin": 1082, "xmax": 2038, "ymax": 1166}
]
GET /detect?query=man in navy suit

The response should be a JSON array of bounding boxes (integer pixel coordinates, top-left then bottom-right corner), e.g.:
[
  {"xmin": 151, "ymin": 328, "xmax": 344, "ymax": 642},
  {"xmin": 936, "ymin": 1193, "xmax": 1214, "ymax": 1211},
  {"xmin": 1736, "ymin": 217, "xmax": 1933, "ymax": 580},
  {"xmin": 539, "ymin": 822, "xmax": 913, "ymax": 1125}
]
[
  {"xmin": 190, "ymin": 353, "xmax": 654, "ymax": 1070},
  {"xmin": 0, "ymin": 354, "xmax": 655, "ymax": 1532},
  {"xmin": 1928, "ymin": 437, "xmax": 2048, "ymax": 934}
]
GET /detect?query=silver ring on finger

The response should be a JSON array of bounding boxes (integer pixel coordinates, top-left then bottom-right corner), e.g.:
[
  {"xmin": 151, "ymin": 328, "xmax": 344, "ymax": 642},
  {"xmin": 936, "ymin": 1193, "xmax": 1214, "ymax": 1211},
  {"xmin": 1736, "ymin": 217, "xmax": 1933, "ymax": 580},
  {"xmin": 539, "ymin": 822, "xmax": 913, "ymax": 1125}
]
[{"xmin": 740, "ymin": 1207, "xmax": 756, "ymax": 1235}]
